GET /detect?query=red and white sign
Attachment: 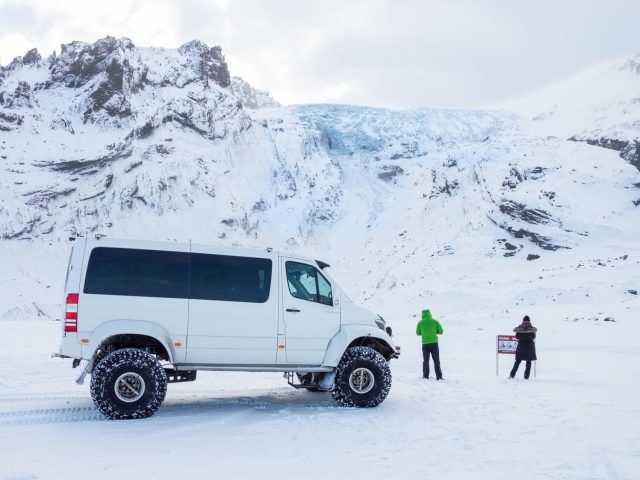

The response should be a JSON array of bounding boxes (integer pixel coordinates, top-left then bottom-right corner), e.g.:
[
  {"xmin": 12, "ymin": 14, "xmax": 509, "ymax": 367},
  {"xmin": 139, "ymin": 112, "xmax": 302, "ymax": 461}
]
[{"xmin": 497, "ymin": 335, "xmax": 518, "ymax": 354}]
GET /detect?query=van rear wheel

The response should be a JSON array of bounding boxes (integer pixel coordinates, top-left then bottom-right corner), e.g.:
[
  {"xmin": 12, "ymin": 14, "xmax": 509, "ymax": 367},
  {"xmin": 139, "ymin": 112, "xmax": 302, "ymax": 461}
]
[
  {"xmin": 332, "ymin": 346, "xmax": 391, "ymax": 407},
  {"xmin": 90, "ymin": 348, "xmax": 167, "ymax": 420}
]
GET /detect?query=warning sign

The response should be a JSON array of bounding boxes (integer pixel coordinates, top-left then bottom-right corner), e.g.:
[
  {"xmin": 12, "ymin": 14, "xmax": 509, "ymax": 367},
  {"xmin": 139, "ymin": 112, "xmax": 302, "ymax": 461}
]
[{"xmin": 497, "ymin": 335, "xmax": 518, "ymax": 354}]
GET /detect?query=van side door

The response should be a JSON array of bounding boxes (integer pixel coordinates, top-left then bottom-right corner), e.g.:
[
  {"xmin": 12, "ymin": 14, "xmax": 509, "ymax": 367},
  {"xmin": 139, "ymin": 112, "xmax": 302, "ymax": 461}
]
[
  {"xmin": 279, "ymin": 258, "xmax": 341, "ymax": 365},
  {"xmin": 186, "ymin": 247, "xmax": 279, "ymax": 365}
]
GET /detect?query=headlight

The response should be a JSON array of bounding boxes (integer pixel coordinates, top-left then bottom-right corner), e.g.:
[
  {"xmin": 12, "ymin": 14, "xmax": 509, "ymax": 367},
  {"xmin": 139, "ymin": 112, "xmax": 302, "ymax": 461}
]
[{"xmin": 375, "ymin": 315, "xmax": 386, "ymax": 331}]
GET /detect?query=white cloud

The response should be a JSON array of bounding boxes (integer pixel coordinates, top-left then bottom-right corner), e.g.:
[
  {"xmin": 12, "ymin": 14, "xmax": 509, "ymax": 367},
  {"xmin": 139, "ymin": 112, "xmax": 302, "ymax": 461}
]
[{"xmin": 1, "ymin": 0, "xmax": 638, "ymax": 108}]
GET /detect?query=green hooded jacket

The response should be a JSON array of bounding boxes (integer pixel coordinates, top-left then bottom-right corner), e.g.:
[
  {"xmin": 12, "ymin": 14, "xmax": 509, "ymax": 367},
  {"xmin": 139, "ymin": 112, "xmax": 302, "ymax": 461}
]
[{"xmin": 416, "ymin": 309, "xmax": 444, "ymax": 344}]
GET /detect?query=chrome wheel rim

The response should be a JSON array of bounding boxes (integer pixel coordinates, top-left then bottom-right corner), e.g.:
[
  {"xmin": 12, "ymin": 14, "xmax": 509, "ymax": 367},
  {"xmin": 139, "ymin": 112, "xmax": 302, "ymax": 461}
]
[
  {"xmin": 348, "ymin": 368, "xmax": 375, "ymax": 394},
  {"xmin": 114, "ymin": 372, "xmax": 146, "ymax": 403}
]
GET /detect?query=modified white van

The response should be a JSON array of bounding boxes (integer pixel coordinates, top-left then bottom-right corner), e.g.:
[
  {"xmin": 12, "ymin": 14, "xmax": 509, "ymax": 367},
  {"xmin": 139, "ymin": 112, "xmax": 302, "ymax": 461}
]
[{"xmin": 55, "ymin": 236, "xmax": 400, "ymax": 419}]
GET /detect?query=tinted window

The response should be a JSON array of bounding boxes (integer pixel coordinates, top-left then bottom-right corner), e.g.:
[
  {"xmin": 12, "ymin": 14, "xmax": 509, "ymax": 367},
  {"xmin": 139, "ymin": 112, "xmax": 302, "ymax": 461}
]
[
  {"xmin": 286, "ymin": 261, "xmax": 333, "ymax": 306},
  {"xmin": 84, "ymin": 247, "xmax": 190, "ymax": 298},
  {"xmin": 191, "ymin": 253, "xmax": 271, "ymax": 303}
]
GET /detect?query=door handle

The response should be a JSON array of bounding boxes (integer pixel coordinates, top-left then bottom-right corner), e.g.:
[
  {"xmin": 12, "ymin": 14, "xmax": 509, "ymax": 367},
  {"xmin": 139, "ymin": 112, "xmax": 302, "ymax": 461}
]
[{"xmin": 286, "ymin": 308, "xmax": 300, "ymax": 313}]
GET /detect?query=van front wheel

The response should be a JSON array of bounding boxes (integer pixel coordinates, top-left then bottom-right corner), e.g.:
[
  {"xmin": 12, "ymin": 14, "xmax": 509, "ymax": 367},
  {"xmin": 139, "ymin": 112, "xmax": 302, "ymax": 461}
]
[
  {"xmin": 332, "ymin": 346, "xmax": 391, "ymax": 408},
  {"xmin": 90, "ymin": 348, "xmax": 167, "ymax": 420}
]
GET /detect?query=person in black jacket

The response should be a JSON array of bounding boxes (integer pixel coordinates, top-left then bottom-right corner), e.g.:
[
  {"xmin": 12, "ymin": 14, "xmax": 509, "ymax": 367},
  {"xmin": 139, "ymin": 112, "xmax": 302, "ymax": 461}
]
[{"xmin": 510, "ymin": 315, "xmax": 537, "ymax": 379}]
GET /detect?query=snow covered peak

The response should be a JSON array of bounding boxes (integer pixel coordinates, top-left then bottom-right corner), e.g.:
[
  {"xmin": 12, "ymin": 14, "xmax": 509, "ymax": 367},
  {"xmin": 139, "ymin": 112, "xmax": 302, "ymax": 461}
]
[
  {"xmin": 509, "ymin": 55, "xmax": 640, "ymax": 139},
  {"xmin": 176, "ymin": 40, "xmax": 230, "ymax": 87},
  {"xmin": 2, "ymin": 47, "xmax": 43, "ymax": 71},
  {"xmin": 230, "ymin": 76, "xmax": 280, "ymax": 109},
  {"xmin": 0, "ymin": 36, "xmax": 243, "ymax": 132},
  {"xmin": 507, "ymin": 55, "xmax": 640, "ymax": 170},
  {"xmin": 620, "ymin": 55, "xmax": 640, "ymax": 75}
]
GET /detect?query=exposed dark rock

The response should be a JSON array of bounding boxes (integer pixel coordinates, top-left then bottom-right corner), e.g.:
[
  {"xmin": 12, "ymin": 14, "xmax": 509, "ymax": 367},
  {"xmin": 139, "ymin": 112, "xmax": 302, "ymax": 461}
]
[
  {"xmin": 0, "ymin": 111, "xmax": 23, "ymax": 130},
  {"xmin": 24, "ymin": 187, "xmax": 76, "ymax": 206},
  {"xmin": 45, "ymin": 37, "xmax": 139, "ymax": 123},
  {"xmin": 41, "ymin": 139, "xmax": 133, "ymax": 174},
  {"xmin": 14, "ymin": 81, "xmax": 31, "ymax": 100},
  {"xmin": 1, "ymin": 215, "xmax": 41, "ymax": 239},
  {"xmin": 525, "ymin": 166, "xmax": 546, "ymax": 180},
  {"xmin": 438, "ymin": 179, "xmax": 459, "ymax": 195},
  {"xmin": 444, "ymin": 156, "xmax": 457, "ymax": 168},
  {"xmin": 136, "ymin": 120, "xmax": 154, "ymax": 139},
  {"xmin": 155, "ymin": 144, "xmax": 174, "ymax": 156},
  {"xmin": 50, "ymin": 117, "xmax": 75, "ymax": 134},
  {"xmin": 0, "ymin": 81, "xmax": 35, "ymax": 109},
  {"xmin": 504, "ymin": 242, "xmax": 517, "ymax": 250},
  {"xmin": 49, "ymin": 36, "xmax": 135, "ymax": 88},
  {"xmin": 378, "ymin": 165, "xmax": 404, "ymax": 182},
  {"xmin": 569, "ymin": 136, "xmax": 640, "ymax": 171},
  {"xmin": 527, "ymin": 254, "xmax": 540, "ymax": 261},
  {"xmin": 84, "ymin": 55, "xmax": 133, "ymax": 121},
  {"xmin": 124, "ymin": 161, "xmax": 142, "ymax": 173},
  {"xmin": 162, "ymin": 112, "xmax": 208, "ymax": 136},
  {"xmin": 252, "ymin": 199, "xmax": 269, "ymax": 212},
  {"xmin": 178, "ymin": 40, "xmax": 230, "ymax": 88},
  {"xmin": 505, "ymin": 226, "xmax": 567, "ymax": 251},
  {"xmin": 499, "ymin": 200, "xmax": 553, "ymax": 225},
  {"xmin": 628, "ymin": 289, "xmax": 638, "ymax": 295},
  {"xmin": 3, "ymin": 48, "xmax": 42, "ymax": 71},
  {"xmin": 22, "ymin": 48, "xmax": 42, "ymax": 65},
  {"xmin": 542, "ymin": 191, "xmax": 556, "ymax": 200}
]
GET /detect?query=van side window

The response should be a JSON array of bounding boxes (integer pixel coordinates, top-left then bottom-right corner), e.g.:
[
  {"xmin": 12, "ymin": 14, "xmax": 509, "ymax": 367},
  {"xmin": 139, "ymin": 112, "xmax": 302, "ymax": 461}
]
[
  {"xmin": 317, "ymin": 272, "xmax": 333, "ymax": 306},
  {"xmin": 84, "ymin": 248, "xmax": 272, "ymax": 303},
  {"xmin": 84, "ymin": 247, "xmax": 190, "ymax": 298},
  {"xmin": 285, "ymin": 261, "xmax": 333, "ymax": 306},
  {"xmin": 191, "ymin": 253, "xmax": 272, "ymax": 303}
]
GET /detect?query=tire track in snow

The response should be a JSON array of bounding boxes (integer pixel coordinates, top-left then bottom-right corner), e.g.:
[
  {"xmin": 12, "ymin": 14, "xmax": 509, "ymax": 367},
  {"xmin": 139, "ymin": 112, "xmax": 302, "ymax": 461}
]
[
  {"xmin": 0, "ymin": 394, "xmax": 102, "ymax": 426},
  {"xmin": 0, "ymin": 413, "xmax": 104, "ymax": 427},
  {"xmin": 0, "ymin": 406, "xmax": 96, "ymax": 418},
  {"xmin": 0, "ymin": 394, "xmax": 87, "ymax": 404}
]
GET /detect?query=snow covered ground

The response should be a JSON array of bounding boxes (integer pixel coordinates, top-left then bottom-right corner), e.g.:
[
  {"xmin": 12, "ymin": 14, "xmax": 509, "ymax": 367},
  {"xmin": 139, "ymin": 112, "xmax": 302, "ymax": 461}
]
[{"xmin": 1, "ymin": 246, "xmax": 639, "ymax": 480}]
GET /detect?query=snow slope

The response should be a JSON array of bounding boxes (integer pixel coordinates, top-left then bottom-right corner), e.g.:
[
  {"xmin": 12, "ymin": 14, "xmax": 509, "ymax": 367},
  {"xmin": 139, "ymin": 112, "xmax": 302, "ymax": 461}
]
[
  {"xmin": 507, "ymin": 55, "xmax": 640, "ymax": 170},
  {"xmin": 1, "ymin": 37, "xmax": 640, "ymax": 480}
]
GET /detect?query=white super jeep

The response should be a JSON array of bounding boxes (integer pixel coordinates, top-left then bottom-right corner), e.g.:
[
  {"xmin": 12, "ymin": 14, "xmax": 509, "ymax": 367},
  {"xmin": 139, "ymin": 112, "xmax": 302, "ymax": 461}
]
[{"xmin": 54, "ymin": 236, "xmax": 400, "ymax": 419}]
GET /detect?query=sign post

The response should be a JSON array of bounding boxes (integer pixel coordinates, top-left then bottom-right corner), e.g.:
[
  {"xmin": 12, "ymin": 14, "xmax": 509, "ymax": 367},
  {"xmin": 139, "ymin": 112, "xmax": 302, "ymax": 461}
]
[
  {"xmin": 496, "ymin": 335, "xmax": 518, "ymax": 376},
  {"xmin": 496, "ymin": 334, "xmax": 536, "ymax": 377}
]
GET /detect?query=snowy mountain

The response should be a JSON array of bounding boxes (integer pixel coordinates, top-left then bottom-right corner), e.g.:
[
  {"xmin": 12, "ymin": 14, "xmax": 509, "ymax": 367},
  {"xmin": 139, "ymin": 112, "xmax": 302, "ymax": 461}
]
[
  {"xmin": 509, "ymin": 55, "xmax": 640, "ymax": 170},
  {"xmin": 1, "ymin": 37, "xmax": 639, "ymax": 322}
]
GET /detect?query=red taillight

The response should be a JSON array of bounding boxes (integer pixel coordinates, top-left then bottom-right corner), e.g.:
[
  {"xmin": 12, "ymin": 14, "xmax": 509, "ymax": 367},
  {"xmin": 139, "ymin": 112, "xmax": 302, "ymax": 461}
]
[{"xmin": 64, "ymin": 293, "xmax": 79, "ymax": 332}]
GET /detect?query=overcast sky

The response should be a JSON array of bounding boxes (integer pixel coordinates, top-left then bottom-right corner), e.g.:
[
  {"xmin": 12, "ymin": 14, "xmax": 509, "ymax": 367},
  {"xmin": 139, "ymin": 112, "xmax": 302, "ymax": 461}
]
[{"xmin": 1, "ymin": 0, "xmax": 638, "ymax": 108}]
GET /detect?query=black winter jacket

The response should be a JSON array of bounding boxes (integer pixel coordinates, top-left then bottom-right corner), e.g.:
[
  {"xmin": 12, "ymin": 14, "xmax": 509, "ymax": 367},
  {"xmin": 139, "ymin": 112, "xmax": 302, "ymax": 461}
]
[{"xmin": 514, "ymin": 326, "xmax": 537, "ymax": 361}]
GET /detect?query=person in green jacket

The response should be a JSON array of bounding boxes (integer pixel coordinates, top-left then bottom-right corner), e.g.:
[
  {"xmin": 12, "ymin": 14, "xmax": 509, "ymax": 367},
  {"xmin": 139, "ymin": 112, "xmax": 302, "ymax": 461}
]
[{"xmin": 416, "ymin": 309, "xmax": 444, "ymax": 379}]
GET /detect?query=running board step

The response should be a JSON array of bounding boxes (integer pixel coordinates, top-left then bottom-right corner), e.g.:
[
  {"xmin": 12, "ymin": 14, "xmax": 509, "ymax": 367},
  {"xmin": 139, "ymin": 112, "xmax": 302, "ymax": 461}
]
[{"xmin": 164, "ymin": 369, "xmax": 197, "ymax": 383}]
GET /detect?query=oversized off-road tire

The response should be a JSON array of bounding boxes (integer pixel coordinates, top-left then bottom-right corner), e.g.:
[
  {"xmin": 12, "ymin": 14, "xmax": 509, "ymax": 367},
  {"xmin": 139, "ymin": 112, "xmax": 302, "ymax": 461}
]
[
  {"xmin": 90, "ymin": 348, "xmax": 167, "ymax": 420},
  {"xmin": 331, "ymin": 346, "xmax": 392, "ymax": 408}
]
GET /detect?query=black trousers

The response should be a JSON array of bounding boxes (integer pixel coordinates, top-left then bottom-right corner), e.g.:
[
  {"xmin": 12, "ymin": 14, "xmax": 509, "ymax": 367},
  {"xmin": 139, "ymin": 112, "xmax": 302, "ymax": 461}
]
[
  {"xmin": 510, "ymin": 359, "xmax": 532, "ymax": 379},
  {"xmin": 422, "ymin": 343, "xmax": 443, "ymax": 379}
]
